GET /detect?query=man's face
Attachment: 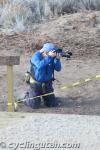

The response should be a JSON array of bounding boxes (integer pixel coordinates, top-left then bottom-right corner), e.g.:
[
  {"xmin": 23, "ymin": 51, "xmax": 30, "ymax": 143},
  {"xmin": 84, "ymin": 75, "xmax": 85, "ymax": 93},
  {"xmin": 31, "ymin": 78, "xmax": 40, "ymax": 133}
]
[
  {"xmin": 42, "ymin": 50, "xmax": 57, "ymax": 58},
  {"xmin": 42, "ymin": 51, "xmax": 49, "ymax": 57}
]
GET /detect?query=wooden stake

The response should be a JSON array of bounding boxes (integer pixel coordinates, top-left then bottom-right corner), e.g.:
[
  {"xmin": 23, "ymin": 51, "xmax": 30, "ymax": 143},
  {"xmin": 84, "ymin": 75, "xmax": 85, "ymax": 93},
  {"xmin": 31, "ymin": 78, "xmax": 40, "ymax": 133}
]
[
  {"xmin": 7, "ymin": 65, "xmax": 14, "ymax": 112},
  {"xmin": 0, "ymin": 56, "xmax": 20, "ymax": 112}
]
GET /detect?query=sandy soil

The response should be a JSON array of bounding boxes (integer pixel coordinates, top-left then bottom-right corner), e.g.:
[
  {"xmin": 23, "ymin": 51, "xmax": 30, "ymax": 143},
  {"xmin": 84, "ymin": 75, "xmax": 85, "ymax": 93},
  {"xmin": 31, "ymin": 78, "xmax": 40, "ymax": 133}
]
[{"xmin": 0, "ymin": 11, "xmax": 100, "ymax": 115}]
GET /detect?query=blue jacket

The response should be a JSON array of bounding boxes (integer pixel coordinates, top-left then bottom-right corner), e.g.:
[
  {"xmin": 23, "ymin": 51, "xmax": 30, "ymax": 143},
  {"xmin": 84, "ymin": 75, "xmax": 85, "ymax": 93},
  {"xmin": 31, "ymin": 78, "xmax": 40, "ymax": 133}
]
[{"xmin": 30, "ymin": 51, "xmax": 61, "ymax": 82}]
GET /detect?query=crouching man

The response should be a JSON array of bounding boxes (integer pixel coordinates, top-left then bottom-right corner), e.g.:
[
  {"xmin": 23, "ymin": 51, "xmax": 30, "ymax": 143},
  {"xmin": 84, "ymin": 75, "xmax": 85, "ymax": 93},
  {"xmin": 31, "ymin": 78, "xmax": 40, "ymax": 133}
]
[{"xmin": 24, "ymin": 43, "xmax": 61, "ymax": 109}]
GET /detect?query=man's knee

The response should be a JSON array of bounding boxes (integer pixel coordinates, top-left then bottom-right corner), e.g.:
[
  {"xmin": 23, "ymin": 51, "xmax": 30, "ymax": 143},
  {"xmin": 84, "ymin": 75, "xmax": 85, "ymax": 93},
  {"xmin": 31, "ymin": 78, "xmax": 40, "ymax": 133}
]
[
  {"xmin": 43, "ymin": 95, "xmax": 58, "ymax": 107},
  {"xmin": 24, "ymin": 86, "xmax": 41, "ymax": 109},
  {"xmin": 24, "ymin": 96, "xmax": 41, "ymax": 109},
  {"xmin": 29, "ymin": 99, "xmax": 41, "ymax": 109}
]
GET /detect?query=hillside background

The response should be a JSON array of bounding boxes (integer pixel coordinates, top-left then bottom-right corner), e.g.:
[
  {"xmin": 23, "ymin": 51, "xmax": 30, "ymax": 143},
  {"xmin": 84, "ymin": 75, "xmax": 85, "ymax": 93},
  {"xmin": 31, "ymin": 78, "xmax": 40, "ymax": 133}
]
[
  {"xmin": 0, "ymin": 0, "xmax": 100, "ymax": 56},
  {"xmin": 0, "ymin": 0, "xmax": 100, "ymax": 114},
  {"xmin": 0, "ymin": 0, "xmax": 100, "ymax": 34}
]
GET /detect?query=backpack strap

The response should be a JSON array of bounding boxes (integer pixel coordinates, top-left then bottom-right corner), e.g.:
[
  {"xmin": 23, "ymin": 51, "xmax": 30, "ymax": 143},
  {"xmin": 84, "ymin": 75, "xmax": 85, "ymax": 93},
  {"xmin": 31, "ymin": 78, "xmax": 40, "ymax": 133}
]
[
  {"xmin": 52, "ymin": 69, "xmax": 55, "ymax": 81},
  {"xmin": 52, "ymin": 61, "xmax": 55, "ymax": 81},
  {"xmin": 30, "ymin": 60, "xmax": 36, "ymax": 80}
]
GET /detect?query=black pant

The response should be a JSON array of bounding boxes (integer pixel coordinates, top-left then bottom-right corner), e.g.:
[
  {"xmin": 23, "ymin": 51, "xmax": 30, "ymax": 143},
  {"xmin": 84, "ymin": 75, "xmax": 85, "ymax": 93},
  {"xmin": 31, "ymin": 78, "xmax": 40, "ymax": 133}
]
[{"xmin": 24, "ymin": 81, "xmax": 57, "ymax": 109}]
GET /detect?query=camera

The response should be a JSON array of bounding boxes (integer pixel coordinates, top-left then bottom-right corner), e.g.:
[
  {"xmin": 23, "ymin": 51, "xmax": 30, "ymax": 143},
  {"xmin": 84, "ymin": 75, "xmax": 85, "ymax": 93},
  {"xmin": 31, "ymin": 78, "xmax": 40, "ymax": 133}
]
[{"xmin": 56, "ymin": 48, "xmax": 72, "ymax": 58}]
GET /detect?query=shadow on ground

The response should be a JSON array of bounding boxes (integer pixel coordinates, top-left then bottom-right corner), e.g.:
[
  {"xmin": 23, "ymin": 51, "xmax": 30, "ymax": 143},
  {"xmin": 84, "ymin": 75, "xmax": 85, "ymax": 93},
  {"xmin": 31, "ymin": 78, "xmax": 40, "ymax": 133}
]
[{"xmin": 16, "ymin": 96, "xmax": 100, "ymax": 116}]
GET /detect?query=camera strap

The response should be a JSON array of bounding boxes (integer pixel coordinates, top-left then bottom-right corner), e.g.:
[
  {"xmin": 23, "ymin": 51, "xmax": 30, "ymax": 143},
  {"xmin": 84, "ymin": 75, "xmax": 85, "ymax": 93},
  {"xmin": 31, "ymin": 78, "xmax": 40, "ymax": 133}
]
[{"xmin": 52, "ymin": 61, "xmax": 55, "ymax": 81}]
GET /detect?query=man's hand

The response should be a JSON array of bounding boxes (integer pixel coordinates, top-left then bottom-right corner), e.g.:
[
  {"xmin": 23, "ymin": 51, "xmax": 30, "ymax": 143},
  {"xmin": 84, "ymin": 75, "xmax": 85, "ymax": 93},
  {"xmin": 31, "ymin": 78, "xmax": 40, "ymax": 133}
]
[
  {"xmin": 48, "ymin": 50, "xmax": 57, "ymax": 57},
  {"xmin": 56, "ymin": 53, "xmax": 61, "ymax": 59}
]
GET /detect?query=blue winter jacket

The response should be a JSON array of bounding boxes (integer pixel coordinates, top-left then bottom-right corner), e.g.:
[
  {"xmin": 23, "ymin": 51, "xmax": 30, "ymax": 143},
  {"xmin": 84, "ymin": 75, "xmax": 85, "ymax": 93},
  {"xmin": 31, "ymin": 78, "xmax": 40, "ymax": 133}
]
[{"xmin": 30, "ymin": 51, "xmax": 61, "ymax": 82}]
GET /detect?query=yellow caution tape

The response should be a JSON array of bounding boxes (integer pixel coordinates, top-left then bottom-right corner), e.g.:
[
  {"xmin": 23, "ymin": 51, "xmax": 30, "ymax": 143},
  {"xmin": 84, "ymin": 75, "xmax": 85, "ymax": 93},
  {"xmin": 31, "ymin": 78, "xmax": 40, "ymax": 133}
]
[
  {"xmin": 11, "ymin": 73, "xmax": 100, "ymax": 110},
  {"xmin": 8, "ymin": 103, "xmax": 18, "ymax": 111},
  {"xmin": 96, "ymin": 74, "xmax": 100, "ymax": 78},
  {"xmin": 61, "ymin": 86, "xmax": 67, "ymax": 90},
  {"xmin": 8, "ymin": 103, "xmax": 12, "ymax": 106},
  {"xmin": 85, "ymin": 78, "xmax": 91, "ymax": 82},
  {"xmin": 72, "ymin": 82, "xmax": 80, "ymax": 86}
]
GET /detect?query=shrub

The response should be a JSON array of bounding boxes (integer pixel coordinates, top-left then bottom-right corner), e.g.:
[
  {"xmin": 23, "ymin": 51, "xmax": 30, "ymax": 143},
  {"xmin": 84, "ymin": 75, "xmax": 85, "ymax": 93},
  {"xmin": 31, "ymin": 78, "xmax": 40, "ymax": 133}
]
[{"xmin": 0, "ymin": 0, "xmax": 100, "ymax": 34}]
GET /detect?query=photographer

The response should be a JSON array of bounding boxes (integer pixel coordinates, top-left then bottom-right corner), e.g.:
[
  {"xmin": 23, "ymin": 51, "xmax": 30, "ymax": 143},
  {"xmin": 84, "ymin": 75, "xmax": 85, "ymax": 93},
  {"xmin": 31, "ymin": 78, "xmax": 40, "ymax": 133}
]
[{"xmin": 24, "ymin": 43, "xmax": 61, "ymax": 109}]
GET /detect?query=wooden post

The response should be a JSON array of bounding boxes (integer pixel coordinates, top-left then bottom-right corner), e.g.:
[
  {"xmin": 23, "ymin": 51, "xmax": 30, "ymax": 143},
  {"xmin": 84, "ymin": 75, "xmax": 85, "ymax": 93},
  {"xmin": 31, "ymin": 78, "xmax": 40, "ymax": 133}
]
[
  {"xmin": 0, "ymin": 56, "xmax": 20, "ymax": 112},
  {"xmin": 7, "ymin": 65, "xmax": 14, "ymax": 112}
]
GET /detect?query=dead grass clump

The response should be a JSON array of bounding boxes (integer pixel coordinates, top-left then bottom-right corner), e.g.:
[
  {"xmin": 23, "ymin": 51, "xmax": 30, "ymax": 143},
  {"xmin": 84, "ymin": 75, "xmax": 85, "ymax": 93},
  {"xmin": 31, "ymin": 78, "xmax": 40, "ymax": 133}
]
[{"xmin": 0, "ymin": 0, "xmax": 100, "ymax": 34}]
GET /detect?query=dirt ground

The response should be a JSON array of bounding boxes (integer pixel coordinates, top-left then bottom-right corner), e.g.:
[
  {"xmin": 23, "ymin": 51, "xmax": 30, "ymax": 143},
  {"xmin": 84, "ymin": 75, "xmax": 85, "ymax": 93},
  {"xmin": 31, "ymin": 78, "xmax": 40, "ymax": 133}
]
[
  {"xmin": 0, "ymin": 11, "xmax": 100, "ymax": 115},
  {"xmin": 0, "ymin": 55, "xmax": 99, "ymax": 115}
]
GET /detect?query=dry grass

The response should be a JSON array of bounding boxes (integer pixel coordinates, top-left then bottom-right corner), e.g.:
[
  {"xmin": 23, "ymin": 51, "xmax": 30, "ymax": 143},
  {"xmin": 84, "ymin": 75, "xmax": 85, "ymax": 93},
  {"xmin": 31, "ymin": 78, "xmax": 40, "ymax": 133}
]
[
  {"xmin": 0, "ymin": 0, "xmax": 100, "ymax": 34},
  {"xmin": 0, "ymin": 0, "xmax": 10, "ymax": 5}
]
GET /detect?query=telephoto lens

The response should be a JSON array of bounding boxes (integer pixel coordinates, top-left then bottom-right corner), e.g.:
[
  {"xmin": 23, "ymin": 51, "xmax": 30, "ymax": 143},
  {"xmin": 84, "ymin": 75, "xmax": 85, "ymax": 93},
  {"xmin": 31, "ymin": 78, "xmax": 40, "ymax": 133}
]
[{"xmin": 67, "ymin": 52, "xmax": 72, "ymax": 56}]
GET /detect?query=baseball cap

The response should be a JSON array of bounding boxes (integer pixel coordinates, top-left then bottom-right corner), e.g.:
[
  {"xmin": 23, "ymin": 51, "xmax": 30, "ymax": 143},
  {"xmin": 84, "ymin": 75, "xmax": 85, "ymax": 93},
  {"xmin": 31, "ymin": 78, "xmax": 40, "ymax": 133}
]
[{"xmin": 40, "ymin": 43, "xmax": 58, "ymax": 53}]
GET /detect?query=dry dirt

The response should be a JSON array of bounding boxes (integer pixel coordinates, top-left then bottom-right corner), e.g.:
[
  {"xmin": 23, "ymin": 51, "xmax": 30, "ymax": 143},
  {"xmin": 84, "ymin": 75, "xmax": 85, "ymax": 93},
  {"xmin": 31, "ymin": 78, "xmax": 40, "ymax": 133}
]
[{"xmin": 0, "ymin": 11, "xmax": 100, "ymax": 115}]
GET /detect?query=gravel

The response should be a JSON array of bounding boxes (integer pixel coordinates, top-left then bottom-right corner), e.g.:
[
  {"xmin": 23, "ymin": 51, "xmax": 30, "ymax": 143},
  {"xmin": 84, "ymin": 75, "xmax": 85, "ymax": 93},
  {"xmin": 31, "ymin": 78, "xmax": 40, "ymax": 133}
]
[{"xmin": 0, "ymin": 113, "xmax": 100, "ymax": 150}]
